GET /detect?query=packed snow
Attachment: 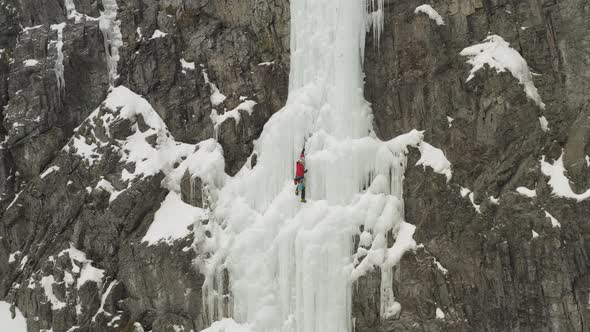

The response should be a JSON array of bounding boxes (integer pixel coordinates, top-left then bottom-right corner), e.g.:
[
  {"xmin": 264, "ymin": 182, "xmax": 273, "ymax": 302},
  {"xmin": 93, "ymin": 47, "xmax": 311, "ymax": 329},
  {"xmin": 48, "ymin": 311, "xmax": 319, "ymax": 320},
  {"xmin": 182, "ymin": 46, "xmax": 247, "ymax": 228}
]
[
  {"xmin": 539, "ymin": 116, "xmax": 549, "ymax": 132},
  {"xmin": 8, "ymin": 250, "xmax": 20, "ymax": 263},
  {"xmin": 92, "ymin": 280, "xmax": 118, "ymax": 322},
  {"xmin": 434, "ymin": 258, "xmax": 448, "ymax": 274},
  {"xmin": 71, "ymin": 86, "xmax": 227, "ymax": 245},
  {"xmin": 435, "ymin": 307, "xmax": 445, "ymax": 319},
  {"xmin": 202, "ymin": 70, "xmax": 227, "ymax": 106},
  {"xmin": 414, "ymin": 5, "xmax": 445, "ymax": 26},
  {"xmin": 541, "ymin": 153, "xmax": 590, "ymax": 201},
  {"xmin": 69, "ymin": 136, "xmax": 100, "ymax": 165},
  {"xmin": 201, "ymin": 319, "xmax": 254, "ymax": 332},
  {"xmin": 58, "ymin": 244, "xmax": 105, "ymax": 289},
  {"xmin": 95, "ymin": 178, "xmax": 122, "ymax": 203},
  {"xmin": 180, "ymin": 58, "xmax": 195, "ymax": 74},
  {"xmin": 516, "ymin": 186, "xmax": 537, "ymax": 198},
  {"xmin": 460, "ymin": 187, "xmax": 481, "ymax": 213},
  {"xmin": 22, "ymin": 25, "xmax": 43, "ymax": 33},
  {"xmin": 446, "ymin": 116, "xmax": 454, "ymax": 128},
  {"xmin": 40, "ymin": 276, "xmax": 66, "ymax": 310},
  {"xmin": 0, "ymin": 301, "xmax": 27, "ymax": 331},
  {"xmin": 40, "ymin": 166, "xmax": 60, "ymax": 178},
  {"xmin": 416, "ymin": 142, "xmax": 452, "ymax": 181},
  {"xmin": 544, "ymin": 210, "xmax": 561, "ymax": 228},
  {"xmin": 460, "ymin": 35, "xmax": 545, "ymax": 109},
  {"xmin": 210, "ymin": 100, "xmax": 258, "ymax": 133},
  {"xmin": 150, "ymin": 29, "xmax": 167, "ymax": 39},
  {"xmin": 142, "ymin": 192, "xmax": 208, "ymax": 245},
  {"xmin": 23, "ymin": 59, "xmax": 39, "ymax": 67}
]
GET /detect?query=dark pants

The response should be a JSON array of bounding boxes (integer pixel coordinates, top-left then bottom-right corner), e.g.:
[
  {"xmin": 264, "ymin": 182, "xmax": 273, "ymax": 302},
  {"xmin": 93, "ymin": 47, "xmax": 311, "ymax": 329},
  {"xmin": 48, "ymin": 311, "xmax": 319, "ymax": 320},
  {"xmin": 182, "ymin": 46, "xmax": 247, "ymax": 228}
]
[{"xmin": 296, "ymin": 177, "xmax": 306, "ymax": 200}]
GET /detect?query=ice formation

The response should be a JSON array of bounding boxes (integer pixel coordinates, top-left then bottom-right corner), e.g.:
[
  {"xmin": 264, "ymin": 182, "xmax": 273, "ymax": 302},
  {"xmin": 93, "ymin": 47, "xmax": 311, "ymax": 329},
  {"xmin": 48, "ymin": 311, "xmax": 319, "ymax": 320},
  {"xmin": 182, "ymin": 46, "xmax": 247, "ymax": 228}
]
[
  {"xmin": 196, "ymin": 0, "xmax": 450, "ymax": 331},
  {"xmin": 460, "ymin": 35, "xmax": 545, "ymax": 109},
  {"xmin": 98, "ymin": 0, "xmax": 122, "ymax": 85},
  {"xmin": 50, "ymin": 23, "xmax": 66, "ymax": 94}
]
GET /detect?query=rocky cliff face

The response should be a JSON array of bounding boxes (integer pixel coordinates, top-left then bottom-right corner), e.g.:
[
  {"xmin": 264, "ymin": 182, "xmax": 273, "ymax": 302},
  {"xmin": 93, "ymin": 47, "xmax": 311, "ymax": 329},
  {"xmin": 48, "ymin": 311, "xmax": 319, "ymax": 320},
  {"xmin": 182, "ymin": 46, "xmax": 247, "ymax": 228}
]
[{"xmin": 0, "ymin": 0, "xmax": 589, "ymax": 331}]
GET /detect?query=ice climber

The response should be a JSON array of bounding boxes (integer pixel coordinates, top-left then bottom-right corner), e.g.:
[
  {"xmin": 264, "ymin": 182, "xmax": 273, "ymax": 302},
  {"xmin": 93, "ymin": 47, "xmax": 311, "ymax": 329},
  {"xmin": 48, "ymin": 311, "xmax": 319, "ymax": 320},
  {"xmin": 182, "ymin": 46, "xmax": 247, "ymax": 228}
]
[{"xmin": 294, "ymin": 149, "xmax": 307, "ymax": 203}]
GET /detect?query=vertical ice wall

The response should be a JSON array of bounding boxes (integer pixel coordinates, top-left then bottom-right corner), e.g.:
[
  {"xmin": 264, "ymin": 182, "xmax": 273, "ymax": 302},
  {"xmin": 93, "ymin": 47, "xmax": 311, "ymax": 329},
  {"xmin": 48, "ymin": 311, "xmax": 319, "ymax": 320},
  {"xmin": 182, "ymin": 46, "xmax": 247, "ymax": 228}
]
[
  {"xmin": 99, "ymin": 0, "xmax": 122, "ymax": 85},
  {"xmin": 50, "ymin": 23, "xmax": 66, "ymax": 96},
  {"xmin": 198, "ymin": 0, "xmax": 421, "ymax": 331}
]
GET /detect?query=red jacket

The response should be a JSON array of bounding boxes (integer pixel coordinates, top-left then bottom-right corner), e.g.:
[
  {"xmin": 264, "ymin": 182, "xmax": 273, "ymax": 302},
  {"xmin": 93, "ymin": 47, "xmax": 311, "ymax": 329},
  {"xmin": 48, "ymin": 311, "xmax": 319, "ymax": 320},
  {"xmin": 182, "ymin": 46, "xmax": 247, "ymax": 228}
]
[{"xmin": 295, "ymin": 161, "xmax": 305, "ymax": 178}]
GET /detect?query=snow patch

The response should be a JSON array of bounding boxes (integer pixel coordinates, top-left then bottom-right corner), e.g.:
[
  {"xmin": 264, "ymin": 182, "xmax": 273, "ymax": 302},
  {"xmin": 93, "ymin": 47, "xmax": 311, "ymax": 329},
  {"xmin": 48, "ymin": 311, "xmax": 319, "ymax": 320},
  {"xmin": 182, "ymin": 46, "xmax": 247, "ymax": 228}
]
[
  {"xmin": 41, "ymin": 166, "xmax": 60, "ymax": 179},
  {"xmin": 58, "ymin": 244, "xmax": 105, "ymax": 289},
  {"xmin": 180, "ymin": 58, "xmax": 195, "ymax": 74},
  {"xmin": 539, "ymin": 116, "xmax": 549, "ymax": 132},
  {"xmin": 95, "ymin": 178, "xmax": 122, "ymax": 203},
  {"xmin": 8, "ymin": 250, "xmax": 20, "ymax": 263},
  {"xmin": 135, "ymin": 27, "xmax": 143, "ymax": 41},
  {"xmin": 414, "ymin": 5, "xmax": 445, "ymax": 26},
  {"xmin": 92, "ymin": 280, "xmax": 118, "ymax": 321},
  {"xmin": 210, "ymin": 100, "xmax": 258, "ymax": 131},
  {"xmin": 460, "ymin": 35, "xmax": 545, "ymax": 109},
  {"xmin": 532, "ymin": 230, "xmax": 539, "ymax": 239},
  {"xmin": 489, "ymin": 196, "xmax": 500, "ymax": 204},
  {"xmin": 202, "ymin": 70, "xmax": 227, "ymax": 106},
  {"xmin": 6, "ymin": 189, "xmax": 23, "ymax": 210},
  {"xmin": 416, "ymin": 142, "xmax": 452, "ymax": 181},
  {"xmin": 150, "ymin": 29, "xmax": 167, "ymax": 39},
  {"xmin": 0, "ymin": 301, "xmax": 27, "ymax": 331},
  {"xmin": 460, "ymin": 188, "xmax": 481, "ymax": 213},
  {"xmin": 70, "ymin": 136, "xmax": 100, "ymax": 165},
  {"xmin": 446, "ymin": 116, "xmax": 454, "ymax": 128},
  {"xmin": 19, "ymin": 255, "xmax": 28, "ymax": 270},
  {"xmin": 541, "ymin": 153, "xmax": 590, "ymax": 202},
  {"xmin": 544, "ymin": 210, "xmax": 561, "ymax": 228},
  {"xmin": 516, "ymin": 186, "xmax": 536, "ymax": 198},
  {"xmin": 40, "ymin": 276, "xmax": 66, "ymax": 310},
  {"xmin": 22, "ymin": 25, "xmax": 43, "ymax": 33},
  {"xmin": 142, "ymin": 191, "xmax": 207, "ymax": 245},
  {"xmin": 434, "ymin": 258, "xmax": 448, "ymax": 274},
  {"xmin": 436, "ymin": 307, "xmax": 445, "ymax": 319},
  {"xmin": 23, "ymin": 59, "xmax": 39, "ymax": 67},
  {"xmin": 201, "ymin": 319, "xmax": 254, "ymax": 332}
]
